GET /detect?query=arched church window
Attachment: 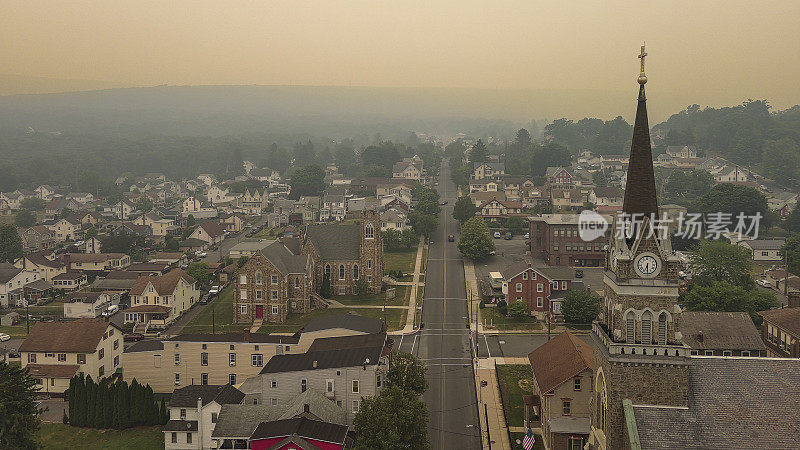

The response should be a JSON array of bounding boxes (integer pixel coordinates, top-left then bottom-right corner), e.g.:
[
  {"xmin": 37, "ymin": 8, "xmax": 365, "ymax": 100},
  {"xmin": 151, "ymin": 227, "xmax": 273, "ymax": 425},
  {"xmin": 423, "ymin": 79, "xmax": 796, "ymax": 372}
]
[
  {"xmin": 641, "ymin": 311, "xmax": 652, "ymax": 345},
  {"xmin": 255, "ymin": 270, "xmax": 263, "ymax": 285},
  {"xmin": 365, "ymin": 223, "xmax": 374, "ymax": 239},
  {"xmin": 625, "ymin": 311, "xmax": 636, "ymax": 343},
  {"xmin": 325, "ymin": 264, "xmax": 331, "ymax": 277},
  {"xmin": 339, "ymin": 265, "xmax": 345, "ymax": 280},
  {"xmin": 353, "ymin": 264, "xmax": 359, "ymax": 280},
  {"xmin": 658, "ymin": 312, "xmax": 668, "ymax": 344}
]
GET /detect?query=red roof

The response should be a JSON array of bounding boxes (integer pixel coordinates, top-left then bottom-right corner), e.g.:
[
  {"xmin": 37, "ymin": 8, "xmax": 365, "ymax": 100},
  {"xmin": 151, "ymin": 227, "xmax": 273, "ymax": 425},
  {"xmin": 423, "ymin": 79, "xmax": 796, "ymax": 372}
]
[{"xmin": 528, "ymin": 331, "xmax": 593, "ymax": 394}]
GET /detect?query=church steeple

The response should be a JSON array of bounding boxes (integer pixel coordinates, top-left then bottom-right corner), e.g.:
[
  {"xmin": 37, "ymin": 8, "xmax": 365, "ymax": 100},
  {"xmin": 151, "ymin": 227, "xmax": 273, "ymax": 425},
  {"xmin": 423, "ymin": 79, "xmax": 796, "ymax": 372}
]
[{"xmin": 622, "ymin": 44, "xmax": 658, "ymax": 218}]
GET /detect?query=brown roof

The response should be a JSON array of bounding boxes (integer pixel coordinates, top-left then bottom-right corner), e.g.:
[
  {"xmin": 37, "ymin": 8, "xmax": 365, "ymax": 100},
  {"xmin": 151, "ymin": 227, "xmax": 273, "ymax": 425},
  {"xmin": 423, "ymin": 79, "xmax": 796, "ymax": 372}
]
[
  {"xmin": 527, "ymin": 331, "xmax": 593, "ymax": 394},
  {"xmin": 25, "ymin": 364, "xmax": 79, "ymax": 379},
  {"xmin": 63, "ymin": 253, "xmax": 127, "ymax": 263},
  {"xmin": 199, "ymin": 221, "xmax": 226, "ymax": 238},
  {"xmin": 19, "ymin": 319, "xmax": 114, "ymax": 353},
  {"xmin": 124, "ymin": 305, "xmax": 171, "ymax": 313},
  {"xmin": 759, "ymin": 307, "xmax": 800, "ymax": 337},
  {"xmin": 679, "ymin": 311, "xmax": 765, "ymax": 351},
  {"xmin": 129, "ymin": 268, "xmax": 196, "ymax": 296},
  {"xmin": 52, "ymin": 271, "xmax": 86, "ymax": 280}
]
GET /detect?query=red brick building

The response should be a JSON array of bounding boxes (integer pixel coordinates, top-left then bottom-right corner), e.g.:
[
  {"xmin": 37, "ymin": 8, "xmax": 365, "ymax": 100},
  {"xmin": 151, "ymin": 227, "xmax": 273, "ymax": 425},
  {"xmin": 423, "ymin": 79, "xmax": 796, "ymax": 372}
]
[
  {"xmin": 528, "ymin": 214, "xmax": 610, "ymax": 267},
  {"xmin": 505, "ymin": 262, "xmax": 578, "ymax": 319}
]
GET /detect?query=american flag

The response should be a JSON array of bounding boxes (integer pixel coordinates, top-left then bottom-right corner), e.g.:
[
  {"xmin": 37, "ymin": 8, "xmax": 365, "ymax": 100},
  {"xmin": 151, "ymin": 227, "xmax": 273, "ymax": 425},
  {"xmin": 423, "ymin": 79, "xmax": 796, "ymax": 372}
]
[{"xmin": 522, "ymin": 427, "xmax": 536, "ymax": 450}]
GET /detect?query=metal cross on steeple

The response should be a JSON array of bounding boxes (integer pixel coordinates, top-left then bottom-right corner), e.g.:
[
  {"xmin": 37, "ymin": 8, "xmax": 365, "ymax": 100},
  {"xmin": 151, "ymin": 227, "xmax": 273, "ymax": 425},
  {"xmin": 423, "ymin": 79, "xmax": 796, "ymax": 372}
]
[{"xmin": 638, "ymin": 43, "xmax": 648, "ymax": 85}]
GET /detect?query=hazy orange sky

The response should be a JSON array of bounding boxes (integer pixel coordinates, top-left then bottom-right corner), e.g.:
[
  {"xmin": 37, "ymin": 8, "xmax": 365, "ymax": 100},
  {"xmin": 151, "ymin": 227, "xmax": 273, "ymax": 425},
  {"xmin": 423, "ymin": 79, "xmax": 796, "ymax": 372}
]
[{"xmin": 2, "ymin": 1, "xmax": 799, "ymax": 119}]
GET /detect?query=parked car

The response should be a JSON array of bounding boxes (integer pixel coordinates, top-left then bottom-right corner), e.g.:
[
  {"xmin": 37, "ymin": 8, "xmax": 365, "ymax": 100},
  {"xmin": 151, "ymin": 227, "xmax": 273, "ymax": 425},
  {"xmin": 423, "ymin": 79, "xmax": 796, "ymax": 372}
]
[
  {"xmin": 493, "ymin": 232, "xmax": 501, "ymax": 239},
  {"xmin": 756, "ymin": 279, "xmax": 772, "ymax": 288},
  {"xmin": 575, "ymin": 269, "xmax": 584, "ymax": 279},
  {"xmin": 101, "ymin": 305, "xmax": 119, "ymax": 317},
  {"xmin": 440, "ymin": 200, "xmax": 448, "ymax": 205},
  {"xmin": 524, "ymin": 233, "xmax": 530, "ymax": 239},
  {"xmin": 504, "ymin": 232, "xmax": 512, "ymax": 240},
  {"xmin": 199, "ymin": 293, "xmax": 211, "ymax": 304},
  {"xmin": 124, "ymin": 333, "xmax": 144, "ymax": 342},
  {"xmin": 208, "ymin": 285, "xmax": 221, "ymax": 295},
  {"xmin": 0, "ymin": 333, "xmax": 10, "ymax": 342},
  {"xmin": 448, "ymin": 234, "xmax": 455, "ymax": 242},
  {"xmin": 195, "ymin": 251, "xmax": 208, "ymax": 258}
]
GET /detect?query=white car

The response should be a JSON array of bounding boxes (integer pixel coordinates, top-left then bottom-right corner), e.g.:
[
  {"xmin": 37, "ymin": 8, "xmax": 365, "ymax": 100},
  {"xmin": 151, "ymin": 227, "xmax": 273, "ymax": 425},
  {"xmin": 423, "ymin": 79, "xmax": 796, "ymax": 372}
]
[
  {"xmin": 102, "ymin": 305, "xmax": 119, "ymax": 317},
  {"xmin": 0, "ymin": 333, "xmax": 11, "ymax": 342},
  {"xmin": 196, "ymin": 251, "xmax": 207, "ymax": 258},
  {"xmin": 493, "ymin": 232, "xmax": 501, "ymax": 239},
  {"xmin": 209, "ymin": 285, "xmax": 221, "ymax": 295},
  {"xmin": 524, "ymin": 233, "xmax": 530, "ymax": 239},
  {"xmin": 756, "ymin": 279, "xmax": 772, "ymax": 288}
]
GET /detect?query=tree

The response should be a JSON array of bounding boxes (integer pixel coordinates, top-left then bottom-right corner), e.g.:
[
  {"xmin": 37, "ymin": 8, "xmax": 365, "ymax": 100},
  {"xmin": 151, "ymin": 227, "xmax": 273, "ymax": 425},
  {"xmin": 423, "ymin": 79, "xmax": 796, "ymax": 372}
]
[
  {"xmin": 237, "ymin": 256, "xmax": 249, "ymax": 268},
  {"xmin": 382, "ymin": 230, "xmax": 405, "ymax": 252},
  {"xmin": 320, "ymin": 273, "xmax": 332, "ymax": 298},
  {"xmin": 450, "ymin": 165, "xmax": 471, "ymax": 188},
  {"xmin": 164, "ymin": 235, "xmax": 180, "ymax": 251},
  {"xmin": 409, "ymin": 212, "xmax": 438, "ymax": 237},
  {"xmin": 159, "ymin": 398, "xmax": 168, "ymax": 425},
  {"xmin": 20, "ymin": 197, "xmax": 46, "ymax": 211},
  {"xmin": 85, "ymin": 376, "xmax": 96, "ymax": 427},
  {"xmin": 689, "ymin": 240, "xmax": 754, "ymax": 288},
  {"xmin": 288, "ymin": 164, "xmax": 325, "ymax": 198},
  {"xmin": 353, "ymin": 386, "xmax": 430, "ymax": 450},
  {"xmin": 0, "ymin": 361, "xmax": 40, "ymax": 448},
  {"xmin": 267, "ymin": 143, "xmax": 290, "ymax": 174},
  {"xmin": 185, "ymin": 215, "xmax": 196, "ymax": 227},
  {"xmin": 781, "ymin": 235, "xmax": 800, "ymax": 276},
  {"xmin": 386, "ymin": 352, "xmax": 428, "ymax": 396},
  {"xmin": 505, "ymin": 129, "xmax": 532, "ymax": 175},
  {"xmin": 664, "ymin": 169, "xmax": 714, "ymax": 200},
  {"xmin": 784, "ymin": 207, "xmax": 800, "ymax": 234},
  {"xmin": 14, "ymin": 210, "xmax": 36, "ymax": 228},
  {"xmin": 507, "ymin": 300, "xmax": 529, "ymax": 318},
  {"xmin": 0, "ymin": 224, "xmax": 23, "ymax": 263},
  {"xmin": 135, "ymin": 197, "xmax": 153, "ymax": 213},
  {"xmin": 469, "ymin": 139, "xmax": 488, "ymax": 165},
  {"xmin": 561, "ymin": 289, "xmax": 600, "ymax": 324},
  {"xmin": 84, "ymin": 225, "xmax": 98, "ymax": 239},
  {"xmin": 681, "ymin": 281, "xmax": 777, "ymax": 324},
  {"xmin": 530, "ymin": 143, "xmax": 571, "ymax": 177},
  {"xmin": 692, "ymin": 183, "xmax": 772, "ymax": 231},
  {"xmin": 452, "ymin": 196, "xmax": 477, "ymax": 223},
  {"xmin": 186, "ymin": 262, "xmax": 210, "ymax": 287},
  {"xmin": 457, "ymin": 217, "xmax": 495, "ymax": 261},
  {"xmin": 506, "ymin": 216, "xmax": 525, "ymax": 235}
]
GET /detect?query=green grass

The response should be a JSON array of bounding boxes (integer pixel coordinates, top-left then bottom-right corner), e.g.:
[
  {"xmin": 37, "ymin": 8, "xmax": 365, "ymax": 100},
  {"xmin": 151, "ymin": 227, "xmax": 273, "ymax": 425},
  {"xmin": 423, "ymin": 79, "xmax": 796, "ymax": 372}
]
[
  {"xmin": 259, "ymin": 307, "xmax": 406, "ymax": 333},
  {"xmin": 480, "ymin": 307, "xmax": 542, "ymax": 331},
  {"xmin": 496, "ymin": 364, "xmax": 535, "ymax": 428},
  {"xmin": 180, "ymin": 285, "xmax": 248, "ymax": 334},
  {"xmin": 509, "ymin": 432, "xmax": 545, "ymax": 450},
  {"xmin": 12, "ymin": 304, "xmax": 64, "ymax": 317},
  {"xmin": 385, "ymin": 249, "xmax": 417, "ymax": 276},
  {"xmin": 0, "ymin": 321, "xmax": 30, "ymax": 338},
  {"xmin": 335, "ymin": 286, "xmax": 409, "ymax": 307},
  {"xmin": 252, "ymin": 227, "xmax": 280, "ymax": 239},
  {"xmin": 38, "ymin": 424, "xmax": 163, "ymax": 450}
]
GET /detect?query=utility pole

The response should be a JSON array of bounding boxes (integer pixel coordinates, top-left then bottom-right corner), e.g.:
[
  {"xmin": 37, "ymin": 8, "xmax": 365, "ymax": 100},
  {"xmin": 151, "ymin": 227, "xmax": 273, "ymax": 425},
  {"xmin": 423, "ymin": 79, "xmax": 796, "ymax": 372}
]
[{"xmin": 212, "ymin": 304, "xmax": 215, "ymax": 335}]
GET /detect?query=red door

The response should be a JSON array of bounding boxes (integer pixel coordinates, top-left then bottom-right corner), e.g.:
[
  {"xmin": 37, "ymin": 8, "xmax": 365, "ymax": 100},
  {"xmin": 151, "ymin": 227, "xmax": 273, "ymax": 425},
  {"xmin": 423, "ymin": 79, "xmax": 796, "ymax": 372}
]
[{"xmin": 255, "ymin": 305, "xmax": 263, "ymax": 319}]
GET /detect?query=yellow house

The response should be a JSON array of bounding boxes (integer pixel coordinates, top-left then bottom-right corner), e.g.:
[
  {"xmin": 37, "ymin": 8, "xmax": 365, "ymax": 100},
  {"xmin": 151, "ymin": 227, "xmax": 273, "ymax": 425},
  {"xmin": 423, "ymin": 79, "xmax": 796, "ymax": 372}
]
[
  {"xmin": 18, "ymin": 319, "xmax": 123, "ymax": 395},
  {"xmin": 125, "ymin": 268, "xmax": 199, "ymax": 330},
  {"xmin": 48, "ymin": 218, "xmax": 79, "ymax": 241}
]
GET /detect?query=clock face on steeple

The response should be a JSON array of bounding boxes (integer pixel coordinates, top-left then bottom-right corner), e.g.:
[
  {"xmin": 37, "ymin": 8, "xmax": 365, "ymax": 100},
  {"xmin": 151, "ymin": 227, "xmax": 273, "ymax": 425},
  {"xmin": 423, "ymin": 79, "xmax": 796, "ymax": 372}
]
[{"xmin": 634, "ymin": 252, "xmax": 661, "ymax": 278}]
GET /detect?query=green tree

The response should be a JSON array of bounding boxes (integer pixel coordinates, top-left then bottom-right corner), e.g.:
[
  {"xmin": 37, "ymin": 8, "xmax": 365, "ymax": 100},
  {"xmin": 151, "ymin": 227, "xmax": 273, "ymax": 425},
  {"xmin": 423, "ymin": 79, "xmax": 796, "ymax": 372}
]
[
  {"xmin": 507, "ymin": 300, "xmax": 529, "ymax": 318},
  {"xmin": 530, "ymin": 143, "xmax": 571, "ymax": 177},
  {"xmin": 353, "ymin": 386, "xmax": 430, "ymax": 450},
  {"xmin": 186, "ymin": 262, "xmax": 210, "ymax": 287},
  {"xmin": 664, "ymin": 169, "xmax": 715, "ymax": 200},
  {"xmin": 444, "ymin": 140, "xmax": 466, "ymax": 162},
  {"xmin": 0, "ymin": 361, "xmax": 40, "ymax": 448},
  {"xmin": 85, "ymin": 376, "xmax": 96, "ymax": 427},
  {"xmin": 386, "ymin": 352, "xmax": 428, "ymax": 396},
  {"xmin": 288, "ymin": 164, "xmax": 326, "ymax": 198},
  {"xmin": 320, "ymin": 273, "xmax": 332, "ymax": 298},
  {"xmin": 505, "ymin": 216, "xmax": 525, "ymax": 235},
  {"xmin": 0, "ymin": 224, "xmax": 23, "ymax": 263},
  {"xmin": 84, "ymin": 225, "xmax": 98, "ymax": 239},
  {"xmin": 20, "ymin": 197, "xmax": 46, "ymax": 211},
  {"xmin": 159, "ymin": 398, "xmax": 169, "ymax": 425},
  {"xmin": 760, "ymin": 138, "xmax": 800, "ymax": 186},
  {"xmin": 14, "ymin": 210, "xmax": 36, "ymax": 228},
  {"xmin": 382, "ymin": 230, "xmax": 404, "ymax": 252},
  {"xmin": 185, "ymin": 214, "xmax": 196, "ymax": 227},
  {"xmin": 689, "ymin": 240, "xmax": 754, "ymax": 289},
  {"xmin": 457, "ymin": 217, "xmax": 495, "ymax": 261},
  {"xmin": 135, "ymin": 197, "xmax": 153, "ymax": 213},
  {"xmin": 780, "ymin": 235, "xmax": 800, "ymax": 276},
  {"xmin": 469, "ymin": 139, "xmax": 488, "ymax": 165},
  {"xmin": 681, "ymin": 281, "xmax": 778, "ymax": 324},
  {"xmin": 409, "ymin": 212, "xmax": 438, "ymax": 237},
  {"xmin": 449, "ymin": 165, "xmax": 471, "ymax": 188},
  {"xmin": 164, "ymin": 235, "xmax": 180, "ymax": 251},
  {"xmin": 561, "ymin": 289, "xmax": 600, "ymax": 324},
  {"xmin": 452, "ymin": 196, "xmax": 477, "ymax": 223},
  {"xmin": 784, "ymin": 207, "xmax": 800, "ymax": 234},
  {"xmin": 505, "ymin": 129, "xmax": 532, "ymax": 175},
  {"xmin": 692, "ymin": 183, "xmax": 772, "ymax": 231}
]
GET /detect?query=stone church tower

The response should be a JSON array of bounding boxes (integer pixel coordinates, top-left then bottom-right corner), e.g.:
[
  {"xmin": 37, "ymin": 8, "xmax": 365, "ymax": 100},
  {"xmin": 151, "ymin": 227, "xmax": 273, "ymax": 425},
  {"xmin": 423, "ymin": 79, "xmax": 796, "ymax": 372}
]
[
  {"xmin": 359, "ymin": 209, "xmax": 384, "ymax": 294},
  {"xmin": 588, "ymin": 47, "xmax": 691, "ymax": 449}
]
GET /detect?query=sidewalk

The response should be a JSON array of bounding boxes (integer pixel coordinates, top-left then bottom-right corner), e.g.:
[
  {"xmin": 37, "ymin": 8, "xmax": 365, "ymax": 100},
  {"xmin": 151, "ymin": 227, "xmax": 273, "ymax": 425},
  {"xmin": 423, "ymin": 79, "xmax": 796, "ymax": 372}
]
[
  {"xmin": 391, "ymin": 236, "xmax": 425, "ymax": 335},
  {"xmin": 475, "ymin": 357, "xmax": 512, "ymax": 450}
]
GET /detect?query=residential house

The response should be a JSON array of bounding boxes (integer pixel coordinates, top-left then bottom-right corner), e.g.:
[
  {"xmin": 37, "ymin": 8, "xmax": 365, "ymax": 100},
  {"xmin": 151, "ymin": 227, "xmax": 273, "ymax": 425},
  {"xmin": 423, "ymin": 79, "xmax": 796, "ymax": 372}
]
[
  {"xmin": 477, "ymin": 198, "xmax": 523, "ymax": 219},
  {"xmin": 243, "ymin": 333, "xmax": 389, "ymax": 426},
  {"xmin": 15, "ymin": 251, "xmax": 67, "ymax": 282},
  {"xmin": 469, "ymin": 179, "xmax": 501, "ymax": 193},
  {"xmin": 83, "ymin": 237, "xmax": 103, "ymax": 254},
  {"xmin": 599, "ymin": 155, "xmax": 629, "ymax": 171},
  {"xmin": 111, "ymin": 222, "xmax": 152, "ymax": 237},
  {"xmin": 207, "ymin": 185, "xmax": 236, "ymax": 205},
  {"xmin": 712, "ymin": 165, "xmax": 749, "ymax": 183},
  {"xmin": 65, "ymin": 192, "xmax": 95, "ymax": 204},
  {"xmin": 197, "ymin": 174, "xmax": 216, "ymax": 186},
  {"xmin": 738, "ymin": 239, "xmax": 785, "ymax": 261},
  {"xmin": 125, "ymin": 268, "xmax": 199, "ymax": 330},
  {"xmin": 502, "ymin": 177, "xmax": 536, "ymax": 201},
  {"xmin": 89, "ymin": 270, "xmax": 141, "ymax": 293},
  {"xmin": 472, "ymin": 162, "xmax": 505, "ymax": 180},
  {"xmin": 470, "ymin": 190, "xmax": 507, "ymax": 207},
  {"xmin": 149, "ymin": 252, "xmax": 189, "ymax": 267},
  {"xmin": 527, "ymin": 331, "xmax": 593, "ymax": 450},
  {"xmin": 0, "ymin": 263, "xmax": 40, "ymax": 307},
  {"xmin": 759, "ymin": 307, "xmax": 800, "ymax": 357},
  {"xmin": 551, "ymin": 189, "xmax": 587, "ymax": 212},
  {"xmin": 546, "ymin": 167, "xmax": 575, "ymax": 189},
  {"xmin": 666, "ymin": 145, "xmax": 698, "ymax": 159},
  {"xmin": 391, "ymin": 155, "xmax": 424, "ymax": 181},
  {"xmin": 18, "ymin": 319, "xmax": 123, "ymax": 395},
  {"xmin": 164, "ymin": 384, "xmax": 245, "ymax": 450},
  {"xmin": 189, "ymin": 221, "xmax": 226, "ymax": 245},
  {"xmin": 51, "ymin": 272, "xmax": 88, "ymax": 292},
  {"xmin": 23, "ymin": 279, "xmax": 53, "ymax": 304},
  {"xmin": 63, "ymin": 291, "xmax": 119, "ymax": 318},
  {"xmin": 68, "ymin": 211, "xmax": 104, "ymax": 227},
  {"xmin": 219, "ymin": 214, "xmax": 245, "ymax": 233},
  {"xmin": 320, "ymin": 195, "xmax": 346, "ymax": 222},
  {"xmin": 376, "ymin": 182, "xmax": 412, "ymax": 204},
  {"xmin": 529, "ymin": 214, "xmax": 610, "ymax": 267},
  {"xmin": 679, "ymin": 311, "xmax": 765, "ymax": 356},
  {"xmin": 182, "ymin": 196, "xmax": 218, "ymax": 219},
  {"xmin": 48, "ymin": 217, "xmax": 80, "ymax": 241},
  {"xmin": 505, "ymin": 262, "xmax": 577, "ymax": 319},
  {"xmin": 588, "ymin": 187, "xmax": 624, "ymax": 213},
  {"xmin": 35, "ymin": 185, "xmax": 56, "ymax": 200},
  {"xmin": 249, "ymin": 417, "xmax": 349, "ymax": 450},
  {"xmin": 112, "ymin": 200, "xmax": 136, "ymax": 220},
  {"xmin": 380, "ymin": 208, "xmax": 409, "ymax": 231},
  {"xmin": 19, "ymin": 225, "xmax": 56, "ymax": 252},
  {"xmin": 62, "ymin": 253, "xmax": 131, "ymax": 272},
  {"xmin": 521, "ymin": 186, "xmax": 548, "ymax": 209}
]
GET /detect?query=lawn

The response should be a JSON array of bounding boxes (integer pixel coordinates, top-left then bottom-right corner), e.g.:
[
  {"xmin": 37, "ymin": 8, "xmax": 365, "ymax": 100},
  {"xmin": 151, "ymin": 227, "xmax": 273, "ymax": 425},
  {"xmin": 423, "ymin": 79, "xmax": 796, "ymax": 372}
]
[
  {"xmin": 0, "ymin": 321, "xmax": 30, "ymax": 338},
  {"xmin": 480, "ymin": 306, "xmax": 543, "ymax": 331},
  {"xmin": 38, "ymin": 424, "xmax": 163, "ymax": 449},
  {"xmin": 179, "ymin": 285, "xmax": 249, "ymax": 334},
  {"xmin": 385, "ymin": 249, "xmax": 417, "ymax": 277},
  {"xmin": 496, "ymin": 364, "xmax": 536, "ymax": 428},
  {"xmin": 259, "ymin": 307, "xmax": 406, "ymax": 333},
  {"xmin": 335, "ymin": 286, "xmax": 409, "ymax": 307},
  {"xmin": 509, "ymin": 432, "xmax": 545, "ymax": 450},
  {"xmin": 252, "ymin": 227, "xmax": 280, "ymax": 239}
]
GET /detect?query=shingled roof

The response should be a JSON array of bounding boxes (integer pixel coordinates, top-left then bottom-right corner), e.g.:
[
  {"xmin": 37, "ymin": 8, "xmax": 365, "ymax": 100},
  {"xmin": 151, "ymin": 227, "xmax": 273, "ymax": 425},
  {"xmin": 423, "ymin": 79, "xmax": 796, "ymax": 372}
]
[
  {"xmin": 528, "ymin": 331, "xmax": 593, "ymax": 394},
  {"xmin": 257, "ymin": 240, "xmax": 308, "ymax": 275},
  {"xmin": 302, "ymin": 313, "xmax": 383, "ymax": 335},
  {"xmin": 19, "ymin": 318, "xmax": 116, "ymax": 353},
  {"xmin": 250, "ymin": 417, "xmax": 348, "ymax": 445},
  {"xmin": 169, "ymin": 384, "xmax": 244, "ymax": 408},
  {"xmin": 260, "ymin": 338, "xmax": 385, "ymax": 374},
  {"xmin": 129, "ymin": 268, "xmax": 195, "ymax": 296},
  {"xmin": 679, "ymin": 311, "xmax": 765, "ymax": 351},
  {"xmin": 759, "ymin": 307, "xmax": 800, "ymax": 337},
  {"xmin": 304, "ymin": 222, "xmax": 361, "ymax": 260}
]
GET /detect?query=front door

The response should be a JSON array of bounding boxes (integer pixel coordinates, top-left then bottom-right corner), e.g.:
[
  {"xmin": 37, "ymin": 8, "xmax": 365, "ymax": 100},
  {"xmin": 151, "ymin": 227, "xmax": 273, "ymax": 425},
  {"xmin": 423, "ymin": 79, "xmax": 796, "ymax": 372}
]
[{"xmin": 255, "ymin": 305, "xmax": 263, "ymax": 319}]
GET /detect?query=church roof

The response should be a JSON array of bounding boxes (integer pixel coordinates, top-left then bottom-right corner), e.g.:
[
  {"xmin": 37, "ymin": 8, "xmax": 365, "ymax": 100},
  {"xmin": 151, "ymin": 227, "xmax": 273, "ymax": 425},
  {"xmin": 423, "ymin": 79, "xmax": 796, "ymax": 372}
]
[
  {"xmin": 622, "ymin": 84, "xmax": 659, "ymax": 217},
  {"xmin": 679, "ymin": 311, "xmax": 765, "ymax": 351},
  {"xmin": 304, "ymin": 222, "xmax": 361, "ymax": 260}
]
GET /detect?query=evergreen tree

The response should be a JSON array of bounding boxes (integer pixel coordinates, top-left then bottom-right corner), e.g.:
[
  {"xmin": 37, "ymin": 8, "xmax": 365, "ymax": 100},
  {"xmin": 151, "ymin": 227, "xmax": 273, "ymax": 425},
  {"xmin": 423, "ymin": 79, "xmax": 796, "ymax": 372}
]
[
  {"xmin": 129, "ymin": 379, "xmax": 140, "ymax": 426},
  {"xmin": 469, "ymin": 139, "xmax": 488, "ymax": 165},
  {"xmin": 112, "ymin": 382, "xmax": 123, "ymax": 429},
  {"xmin": 103, "ymin": 381, "xmax": 114, "ymax": 428},
  {"xmin": 85, "ymin": 376, "xmax": 96, "ymax": 428},
  {"xmin": 121, "ymin": 380, "xmax": 131, "ymax": 428},
  {"xmin": 160, "ymin": 398, "xmax": 169, "ymax": 425},
  {"xmin": 320, "ymin": 273, "xmax": 332, "ymax": 298},
  {"xmin": 146, "ymin": 386, "xmax": 157, "ymax": 425},
  {"xmin": 67, "ymin": 376, "xmax": 77, "ymax": 426},
  {"xmin": 73, "ymin": 375, "xmax": 85, "ymax": 427},
  {"xmin": 93, "ymin": 382, "xmax": 104, "ymax": 428}
]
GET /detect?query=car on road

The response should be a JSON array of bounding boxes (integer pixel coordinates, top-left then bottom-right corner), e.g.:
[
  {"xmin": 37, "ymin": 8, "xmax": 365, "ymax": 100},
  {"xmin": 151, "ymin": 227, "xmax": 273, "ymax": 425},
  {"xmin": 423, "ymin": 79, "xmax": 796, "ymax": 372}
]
[
  {"xmin": 757, "ymin": 279, "xmax": 772, "ymax": 288},
  {"xmin": 101, "ymin": 305, "xmax": 119, "ymax": 317},
  {"xmin": 448, "ymin": 234, "xmax": 455, "ymax": 242},
  {"xmin": 195, "ymin": 251, "xmax": 208, "ymax": 258},
  {"xmin": 504, "ymin": 232, "xmax": 512, "ymax": 240},
  {"xmin": 524, "ymin": 233, "xmax": 530, "ymax": 239},
  {"xmin": 199, "ymin": 293, "xmax": 211, "ymax": 304},
  {"xmin": 0, "ymin": 333, "xmax": 10, "ymax": 342},
  {"xmin": 440, "ymin": 200, "xmax": 448, "ymax": 205},
  {"xmin": 123, "ymin": 333, "xmax": 144, "ymax": 342},
  {"xmin": 208, "ymin": 285, "xmax": 221, "ymax": 295},
  {"xmin": 493, "ymin": 232, "xmax": 501, "ymax": 239}
]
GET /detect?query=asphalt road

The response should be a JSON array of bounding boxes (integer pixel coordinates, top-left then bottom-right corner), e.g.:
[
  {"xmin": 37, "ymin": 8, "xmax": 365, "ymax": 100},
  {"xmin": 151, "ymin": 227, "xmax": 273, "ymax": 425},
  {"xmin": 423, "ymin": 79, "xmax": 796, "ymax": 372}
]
[{"xmin": 412, "ymin": 162, "xmax": 482, "ymax": 449}]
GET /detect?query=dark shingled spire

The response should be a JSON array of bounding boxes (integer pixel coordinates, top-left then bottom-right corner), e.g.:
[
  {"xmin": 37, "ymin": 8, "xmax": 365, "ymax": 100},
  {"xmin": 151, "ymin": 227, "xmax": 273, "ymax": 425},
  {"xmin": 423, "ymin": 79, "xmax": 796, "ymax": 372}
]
[{"xmin": 622, "ymin": 83, "xmax": 658, "ymax": 217}]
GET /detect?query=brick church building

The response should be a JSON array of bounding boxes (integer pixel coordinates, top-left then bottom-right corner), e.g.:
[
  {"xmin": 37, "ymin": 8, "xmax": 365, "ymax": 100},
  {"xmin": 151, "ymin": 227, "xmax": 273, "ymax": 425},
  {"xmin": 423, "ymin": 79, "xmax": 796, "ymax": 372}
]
[{"xmin": 234, "ymin": 211, "xmax": 383, "ymax": 324}]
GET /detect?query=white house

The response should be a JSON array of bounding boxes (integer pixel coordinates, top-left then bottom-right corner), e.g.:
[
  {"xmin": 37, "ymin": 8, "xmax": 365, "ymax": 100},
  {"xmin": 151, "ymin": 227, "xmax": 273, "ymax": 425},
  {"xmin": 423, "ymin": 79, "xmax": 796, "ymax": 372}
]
[
  {"xmin": 739, "ymin": 239, "xmax": 785, "ymax": 262},
  {"xmin": 0, "ymin": 264, "xmax": 40, "ymax": 307}
]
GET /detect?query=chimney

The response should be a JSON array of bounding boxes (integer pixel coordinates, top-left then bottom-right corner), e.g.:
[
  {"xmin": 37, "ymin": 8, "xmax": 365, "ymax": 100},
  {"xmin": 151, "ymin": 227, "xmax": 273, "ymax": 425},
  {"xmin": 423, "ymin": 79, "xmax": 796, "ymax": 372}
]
[
  {"xmin": 697, "ymin": 330, "xmax": 704, "ymax": 343},
  {"xmin": 312, "ymin": 360, "xmax": 318, "ymax": 368},
  {"xmin": 304, "ymin": 404, "xmax": 310, "ymax": 413},
  {"xmin": 243, "ymin": 329, "xmax": 251, "ymax": 342}
]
